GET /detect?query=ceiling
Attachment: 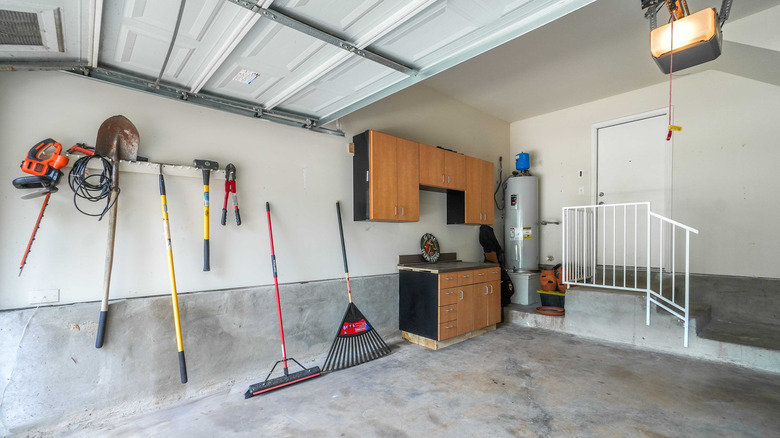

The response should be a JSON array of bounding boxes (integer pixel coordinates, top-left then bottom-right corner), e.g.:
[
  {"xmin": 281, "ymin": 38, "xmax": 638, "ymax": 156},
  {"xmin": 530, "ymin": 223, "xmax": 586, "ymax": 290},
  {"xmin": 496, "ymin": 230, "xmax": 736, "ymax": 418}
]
[
  {"xmin": 1, "ymin": 0, "xmax": 778, "ymax": 132},
  {"xmin": 0, "ymin": 0, "xmax": 595, "ymax": 135},
  {"xmin": 421, "ymin": 0, "xmax": 780, "ymax": 122}
]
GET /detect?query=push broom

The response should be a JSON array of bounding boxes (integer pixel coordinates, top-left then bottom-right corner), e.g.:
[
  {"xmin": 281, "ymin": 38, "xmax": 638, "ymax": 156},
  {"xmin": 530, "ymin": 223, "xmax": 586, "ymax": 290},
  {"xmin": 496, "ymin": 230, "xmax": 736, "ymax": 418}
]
[
  {"xmin": 322, "ymin": 201, "xmax": 390, "ymax": 372},
  {"xmin": 245, "ymin": 202, "xmax": 321, "ymax": 398}
]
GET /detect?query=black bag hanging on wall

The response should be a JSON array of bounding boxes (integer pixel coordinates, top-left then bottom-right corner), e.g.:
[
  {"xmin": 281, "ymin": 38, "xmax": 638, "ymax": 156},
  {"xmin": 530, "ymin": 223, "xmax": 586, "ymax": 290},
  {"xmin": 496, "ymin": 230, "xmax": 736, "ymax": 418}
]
[
  {"xmin": 479, "ymin": 225, "xmax": 503, "ymax": 265},
  {"xmin": 478, "ymin": 225, "xmax": 514, "ymax": 306}
]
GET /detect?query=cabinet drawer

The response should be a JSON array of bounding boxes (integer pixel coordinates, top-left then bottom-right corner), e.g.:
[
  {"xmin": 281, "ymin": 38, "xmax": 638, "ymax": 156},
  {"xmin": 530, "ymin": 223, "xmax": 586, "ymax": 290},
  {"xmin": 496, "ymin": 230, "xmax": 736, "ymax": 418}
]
[
  {"xmin": 487, "ymin": 267, "xmax": 501, "ymax": 282},
  {"xmin": 457, "ymin": 270, "xmax": 474, "ymax": 286},
  {"xmin": 473, "ymin": 268, "xmax": 490, "ymax": 284},
  {"xmin": 439, "ymin": 273, "xmax": 458, "ymax": 289},
  {"xmin": 439, "ymin": 321, "xmax": 457, "ymax": 340},
  {"xmin": 439, "ymin": 287, "xmax": 458, "ymax": 306},
  {"xmin": 439, "ymin": 304, "xmax": 457, "ymax": 323}
]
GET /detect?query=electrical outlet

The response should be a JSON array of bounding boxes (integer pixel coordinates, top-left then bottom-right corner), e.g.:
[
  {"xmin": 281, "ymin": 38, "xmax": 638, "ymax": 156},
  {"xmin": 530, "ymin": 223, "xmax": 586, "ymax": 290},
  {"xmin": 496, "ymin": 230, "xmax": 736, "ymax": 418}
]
[
  {"xmin": 29, "ymin": 289, "xmax": 59, "ymax": 305},
  {"xmin": 578, "ymin": 186, "xmax": 585, "ymax": 195},
  {"xmin": 546, "ymin": 255, "xmax": 554, "ymax": 262}
]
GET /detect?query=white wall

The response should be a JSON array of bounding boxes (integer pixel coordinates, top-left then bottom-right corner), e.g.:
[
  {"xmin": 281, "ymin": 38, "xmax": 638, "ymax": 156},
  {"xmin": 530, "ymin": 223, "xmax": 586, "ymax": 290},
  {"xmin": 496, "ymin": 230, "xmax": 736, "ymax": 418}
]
[
  {"xmin": 511, "ymin": 70, "xmax": 780, "ymax": 278},
  {"xmin": 0, "ymin": 72, "xmax": 508, "ymax": 310}
]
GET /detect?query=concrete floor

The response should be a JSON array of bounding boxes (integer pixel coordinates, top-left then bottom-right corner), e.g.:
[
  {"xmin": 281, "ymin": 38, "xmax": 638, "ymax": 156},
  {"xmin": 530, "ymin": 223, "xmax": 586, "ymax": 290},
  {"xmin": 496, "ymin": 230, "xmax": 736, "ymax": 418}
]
[{"xmin": 47, "ymin": 325, "xmax": 780, "ymax": 438}]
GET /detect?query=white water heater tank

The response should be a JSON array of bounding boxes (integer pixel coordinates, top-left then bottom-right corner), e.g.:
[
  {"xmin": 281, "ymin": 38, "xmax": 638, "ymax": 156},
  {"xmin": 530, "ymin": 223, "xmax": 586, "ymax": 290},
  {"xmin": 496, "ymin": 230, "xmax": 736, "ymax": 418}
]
[{"xmin": 504, "ymin": 175, "xmax": 539, "ymax": 272}]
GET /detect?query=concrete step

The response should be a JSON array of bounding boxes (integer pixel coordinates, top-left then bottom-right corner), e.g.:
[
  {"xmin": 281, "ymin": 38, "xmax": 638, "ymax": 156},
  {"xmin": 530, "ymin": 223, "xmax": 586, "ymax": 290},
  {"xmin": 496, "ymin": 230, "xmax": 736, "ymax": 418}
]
[
  {"xmin": 698, "ymin": 318, "xmax": 780, "ymax": 351},
  {"xmin": 504, "ymin": 286, "xmax": 780, "ymax": 375}
]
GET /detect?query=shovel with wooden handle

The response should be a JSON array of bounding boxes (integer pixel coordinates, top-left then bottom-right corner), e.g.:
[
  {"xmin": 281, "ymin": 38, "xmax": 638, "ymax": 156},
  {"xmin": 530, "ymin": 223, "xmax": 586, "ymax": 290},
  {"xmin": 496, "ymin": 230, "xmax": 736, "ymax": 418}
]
[{"xmin": 94, "ymin": 115, "xmax": 139, "ymax": 348}]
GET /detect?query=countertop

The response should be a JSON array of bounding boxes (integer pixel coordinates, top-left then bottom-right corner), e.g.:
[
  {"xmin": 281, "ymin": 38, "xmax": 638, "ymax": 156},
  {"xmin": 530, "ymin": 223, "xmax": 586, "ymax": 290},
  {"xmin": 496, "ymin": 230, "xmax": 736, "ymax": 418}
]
[{"xmin": 397, "ymin": 261, "xmax": 498, "ymax": 274}]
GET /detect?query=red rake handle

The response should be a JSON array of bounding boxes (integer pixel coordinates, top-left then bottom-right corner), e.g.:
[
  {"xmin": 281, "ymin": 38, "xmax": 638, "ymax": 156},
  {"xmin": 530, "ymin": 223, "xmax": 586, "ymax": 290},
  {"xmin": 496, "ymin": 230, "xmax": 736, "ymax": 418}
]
[{"xmin": 266, "ymin": 202, "xmax": 288, "ymax": 373}]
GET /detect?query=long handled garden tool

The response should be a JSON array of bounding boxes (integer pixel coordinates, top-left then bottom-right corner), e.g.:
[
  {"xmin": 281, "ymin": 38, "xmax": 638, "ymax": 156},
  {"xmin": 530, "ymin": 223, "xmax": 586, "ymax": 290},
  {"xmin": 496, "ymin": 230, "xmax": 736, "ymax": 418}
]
[
  {"xmin": 193, "ymin": 159, "xmax": 219, "ymax": 271},
  {"xmin": 159, "ymin": 165, "xmax": 188, "ymax": 384},
  {"xmin": 322, "ymin": 201, "xmax": 390, "ymax": 372},
  {"xmin": 245, "ymin": 202, "xmax": 320, "ymax": 398},
  {"xmin": 94, "ymin": 116, "xmax": 139, "ymax": 349}
]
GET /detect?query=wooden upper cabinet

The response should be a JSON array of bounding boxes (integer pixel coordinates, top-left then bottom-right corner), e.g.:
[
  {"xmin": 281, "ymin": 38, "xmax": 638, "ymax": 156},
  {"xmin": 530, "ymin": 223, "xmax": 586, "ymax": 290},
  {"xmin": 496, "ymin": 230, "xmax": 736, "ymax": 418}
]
[
  {"xmin": 354, "ymin": 130, "xmax": 419, "ymax": 222},
  {"xmin": 396, "ymin": 137, "xmax": 420, "ymax": 221},
  {"xmin": 464, "ymin": 156, "xmax": 483, "ymax": 224},
  {"xmin": 481, "ymin": 159, "xmax": 495, "ymax": 224},
  {"xmin": 462, "ymin": 157, "xmax": 495, "ymax": 225},
  {"xmin": 419, "ymin": 143, "xmax": 466, "ymax": 190},
  {"xmin": 445, "ymin": 152, "xmax": 466, "ymax": 190},
  {"xmin": 419, "ymin": 143, "xmax": 445, "ymax": 187},
  {"xmin": 368, "ymin": 131, "xmax": 399, "ymax": 221}
]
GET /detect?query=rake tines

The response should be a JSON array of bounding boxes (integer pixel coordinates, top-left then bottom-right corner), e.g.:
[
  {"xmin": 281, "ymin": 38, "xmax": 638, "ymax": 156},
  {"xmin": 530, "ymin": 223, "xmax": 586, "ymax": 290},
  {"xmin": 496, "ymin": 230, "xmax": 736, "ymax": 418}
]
[{"xmin": 323, "ymin": 303, "xmax": 390, "ymax": 372}]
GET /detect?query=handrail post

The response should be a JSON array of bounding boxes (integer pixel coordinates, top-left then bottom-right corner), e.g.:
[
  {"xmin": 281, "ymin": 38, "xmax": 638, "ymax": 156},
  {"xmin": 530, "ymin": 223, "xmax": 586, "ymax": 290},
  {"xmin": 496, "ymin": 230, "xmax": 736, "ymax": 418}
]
[
  {"xmin": 684, "ymin": 230, "xmax": 691, "ymax": 347},
  {"xmin": 646, "ymin": 205, "xmax": 651, "ymax": 326}
]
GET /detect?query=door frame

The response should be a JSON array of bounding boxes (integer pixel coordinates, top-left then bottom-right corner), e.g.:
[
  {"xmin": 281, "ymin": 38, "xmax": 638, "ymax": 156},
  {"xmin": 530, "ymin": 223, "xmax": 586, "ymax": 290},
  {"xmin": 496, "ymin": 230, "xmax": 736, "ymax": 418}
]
[{"xmin": 590, "ymin": 107, "xmax": 673, "ymax": 217}]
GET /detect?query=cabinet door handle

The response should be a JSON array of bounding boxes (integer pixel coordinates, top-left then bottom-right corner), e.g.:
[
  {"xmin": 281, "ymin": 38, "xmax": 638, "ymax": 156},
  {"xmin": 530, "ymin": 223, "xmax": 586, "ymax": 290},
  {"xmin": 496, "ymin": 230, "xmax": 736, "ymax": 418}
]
[
  {"xmin": 445, "ymin": 308, "xmax": 454, "ymax": 312},
  {"xmin": 445, "ymin": 277, "xmax": 454, "ymax": 281},
  {"xmin": 442, "ymin": 174, "xmax": 445, "ymax": 183},
  {"xmin": 447, "ymin": 175, "xmax": 451, "ymax": 184},
  {"xmin": 484, "ymin": 286, "xmax": 489, "ymax": 295},
  {"xmin": 459, "ymin": 290, "xmax": 463, "ymax": 300},
  {"xmin": 477, "ymin": 273, "xmax": 485, "ymax": 277},
  {"xmin": 394, "ymin": 206, "xmax": 397, "ymax": 216},
  {"xmin": 445, "ymin": 325, "xmax": 454, "ymax": 329},
  {"xmin": 489, "ymin": 284, "xmax": 494, "ymax": 294},
  {"xmin": 401, "ymin": 206, "xmax": 404, "ymax": 216}
]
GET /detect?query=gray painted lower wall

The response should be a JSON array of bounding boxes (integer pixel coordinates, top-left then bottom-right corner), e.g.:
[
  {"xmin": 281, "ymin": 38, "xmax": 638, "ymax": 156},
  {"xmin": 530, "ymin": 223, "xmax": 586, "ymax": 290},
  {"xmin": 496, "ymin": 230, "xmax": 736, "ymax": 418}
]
[{"xmin": 0, "ymin": 274, "xmax": 398, "ymax": 436}]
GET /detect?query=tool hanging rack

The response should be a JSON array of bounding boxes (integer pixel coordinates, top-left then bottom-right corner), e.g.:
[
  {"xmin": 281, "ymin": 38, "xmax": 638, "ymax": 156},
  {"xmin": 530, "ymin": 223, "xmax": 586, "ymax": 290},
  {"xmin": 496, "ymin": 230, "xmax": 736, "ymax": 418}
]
[{"xmin": 64, "ymin": 154, "xmax": 228, "ymax": 179}]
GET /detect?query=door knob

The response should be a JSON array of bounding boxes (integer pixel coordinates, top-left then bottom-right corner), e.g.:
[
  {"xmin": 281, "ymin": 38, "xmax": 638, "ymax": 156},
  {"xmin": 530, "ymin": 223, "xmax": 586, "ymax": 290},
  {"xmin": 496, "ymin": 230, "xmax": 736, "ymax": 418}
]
[
  {"xmin": 599, "ymin": 192, "xmax": 605, "ymax": 197},
  {"xmin": 598, "ymin": 201, "xmax": 604, "ymax": 205}
]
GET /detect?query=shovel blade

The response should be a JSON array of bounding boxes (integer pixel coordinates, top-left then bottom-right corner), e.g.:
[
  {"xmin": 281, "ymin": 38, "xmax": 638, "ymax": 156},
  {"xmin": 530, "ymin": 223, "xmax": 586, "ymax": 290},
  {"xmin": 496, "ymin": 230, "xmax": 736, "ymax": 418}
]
[{"xmin": 95, "ymin": 115, "xmax": 139, "ymax": 161}]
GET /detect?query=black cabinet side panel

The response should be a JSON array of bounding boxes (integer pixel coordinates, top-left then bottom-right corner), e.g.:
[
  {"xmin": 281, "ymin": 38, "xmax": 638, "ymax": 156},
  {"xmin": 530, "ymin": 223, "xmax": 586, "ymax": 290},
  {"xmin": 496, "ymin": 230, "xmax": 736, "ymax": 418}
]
[
  {"xmin": 399, "ymin": 271, "xmax": 438, "ymax": 339},
  {"xmin": 446, "ymin": 189, "xmax": 465, "ymax": 224},
  {"xmin": 353, "ymin": 131, "xmax": 370, "ymax": 221}
]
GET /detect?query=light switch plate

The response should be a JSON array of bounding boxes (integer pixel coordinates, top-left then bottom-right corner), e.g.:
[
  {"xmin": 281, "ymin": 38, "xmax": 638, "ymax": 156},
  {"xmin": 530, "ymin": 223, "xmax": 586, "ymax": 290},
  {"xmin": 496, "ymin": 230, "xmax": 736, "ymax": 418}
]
[{"xmin": 29, "ymin": 289, "xmax": 59, "ymax": 304}]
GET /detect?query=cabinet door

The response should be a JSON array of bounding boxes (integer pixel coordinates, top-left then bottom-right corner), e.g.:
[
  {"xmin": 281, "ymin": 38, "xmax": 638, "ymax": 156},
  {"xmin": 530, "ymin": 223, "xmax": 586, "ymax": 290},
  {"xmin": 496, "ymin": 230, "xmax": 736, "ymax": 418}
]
[
  {"xmin": 472, "ymin": 283, "xmax": 490, "ymax": 330},
  {"xmin": 456, "ymin": 285, "xmax": 474, "ymax": 336},
  {"xmin": 419, "ymin": 143, "xmax": 444, "ymax": 187},
  {"xmin": 481, "ymin": 159, "xmax": 494, "ymax": 224},
  {"xmin": 368, "ymin": 131, "xmax": 398, "ymax": 220},
  {"xmin": 464, "ymin": 156, "xmax": 482, "ymax": 224},
  {"xmin": 396, "ymin": 137, "xmax": 420, "ymax": 221},
  {"xmin": 444, "ymin": 151, "xmax": 466, "ymax": 190},
  {"xmin": 487, "ymin": 280, "xmax": 502, "ymax": 326}
]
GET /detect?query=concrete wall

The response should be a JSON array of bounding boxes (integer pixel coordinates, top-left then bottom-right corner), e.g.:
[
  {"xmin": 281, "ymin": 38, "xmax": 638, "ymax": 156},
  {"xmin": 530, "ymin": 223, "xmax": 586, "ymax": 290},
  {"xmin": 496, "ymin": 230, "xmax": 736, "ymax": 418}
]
[
  {"xmin": 510, "ymin": 70, "xmax": 780, "ymax": 278},
  {"xmin": 0, "ymin": 72, "xmax": 508, "ymax": 310},
  {"xmin": 0, "ymin": 275, "xmax": 397, "ymax": 435}
]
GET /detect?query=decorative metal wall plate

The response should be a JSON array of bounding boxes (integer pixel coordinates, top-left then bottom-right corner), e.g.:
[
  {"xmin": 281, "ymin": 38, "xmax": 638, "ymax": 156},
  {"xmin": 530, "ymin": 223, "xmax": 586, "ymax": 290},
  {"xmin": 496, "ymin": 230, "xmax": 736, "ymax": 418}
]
[{"xmin": 420, "ymin": 233, "xmax": 440, "ymax": 262}]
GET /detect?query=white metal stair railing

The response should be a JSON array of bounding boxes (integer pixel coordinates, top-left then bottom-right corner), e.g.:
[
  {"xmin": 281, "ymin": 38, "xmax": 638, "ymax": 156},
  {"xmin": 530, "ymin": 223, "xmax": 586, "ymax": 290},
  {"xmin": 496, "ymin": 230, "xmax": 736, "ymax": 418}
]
[{"xmin": 561, "ymin": 202, "xmax": 699, "ymax": 347}]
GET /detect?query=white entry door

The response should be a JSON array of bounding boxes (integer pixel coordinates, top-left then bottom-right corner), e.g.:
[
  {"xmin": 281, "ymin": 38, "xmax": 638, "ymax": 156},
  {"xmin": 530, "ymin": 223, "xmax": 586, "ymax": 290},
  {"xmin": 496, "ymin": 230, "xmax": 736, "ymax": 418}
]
[{"xmin": 594, "ymin": 110, "xmax": 671, "ymax": 270}]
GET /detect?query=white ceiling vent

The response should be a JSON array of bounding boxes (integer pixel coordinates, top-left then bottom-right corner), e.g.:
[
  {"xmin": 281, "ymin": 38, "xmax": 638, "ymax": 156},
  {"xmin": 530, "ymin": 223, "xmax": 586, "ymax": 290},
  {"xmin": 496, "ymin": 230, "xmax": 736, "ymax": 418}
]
[{"xmin": 0, "ymin": 8, "xmax": 63, "ymax": 52}]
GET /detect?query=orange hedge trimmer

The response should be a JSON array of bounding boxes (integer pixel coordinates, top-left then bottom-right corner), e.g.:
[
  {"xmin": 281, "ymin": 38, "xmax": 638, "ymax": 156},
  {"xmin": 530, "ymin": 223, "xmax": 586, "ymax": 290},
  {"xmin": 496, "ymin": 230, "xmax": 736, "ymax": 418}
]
[{"xmin": 12, "ymin": 139, "xmax": 71, "ymax": 276}]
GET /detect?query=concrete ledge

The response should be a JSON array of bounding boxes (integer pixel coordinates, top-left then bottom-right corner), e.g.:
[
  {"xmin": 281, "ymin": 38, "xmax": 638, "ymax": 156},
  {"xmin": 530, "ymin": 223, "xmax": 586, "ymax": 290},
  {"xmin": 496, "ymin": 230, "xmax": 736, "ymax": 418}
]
[
  {"xmin": 0, "ymin": 274, "xmax": 398, "ymax": 436},
  {"xmin": 505, "ymin": 286, "xmax": 780, "ymax": 375}
]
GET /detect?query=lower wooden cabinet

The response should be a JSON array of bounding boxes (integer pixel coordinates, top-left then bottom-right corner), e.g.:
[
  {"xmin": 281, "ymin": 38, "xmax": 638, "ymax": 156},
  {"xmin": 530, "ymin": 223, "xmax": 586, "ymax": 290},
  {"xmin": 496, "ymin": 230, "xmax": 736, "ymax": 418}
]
[{"xmin": 399, "ymin": 267, "xmax": 501, "ymax": 342}]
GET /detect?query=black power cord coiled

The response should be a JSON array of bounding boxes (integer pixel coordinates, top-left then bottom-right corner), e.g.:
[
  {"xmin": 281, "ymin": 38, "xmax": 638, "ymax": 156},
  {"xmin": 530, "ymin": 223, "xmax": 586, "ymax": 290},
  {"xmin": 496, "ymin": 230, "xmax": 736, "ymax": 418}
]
[{"xmin": 68, "ymin": 154, "xmax": 118, "ymax": 220}]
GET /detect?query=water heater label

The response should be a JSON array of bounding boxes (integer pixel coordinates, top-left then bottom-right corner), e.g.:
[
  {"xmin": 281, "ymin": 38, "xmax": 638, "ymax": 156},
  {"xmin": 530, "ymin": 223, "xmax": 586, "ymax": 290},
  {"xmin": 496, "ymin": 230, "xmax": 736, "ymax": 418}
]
[
  {"xmin": 509, "ymin": 227, "xmax": 518, "ymax": 240},
  {"xmin": 523, "ymin": 227, "xmax": 532, "ymax": 239}
]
